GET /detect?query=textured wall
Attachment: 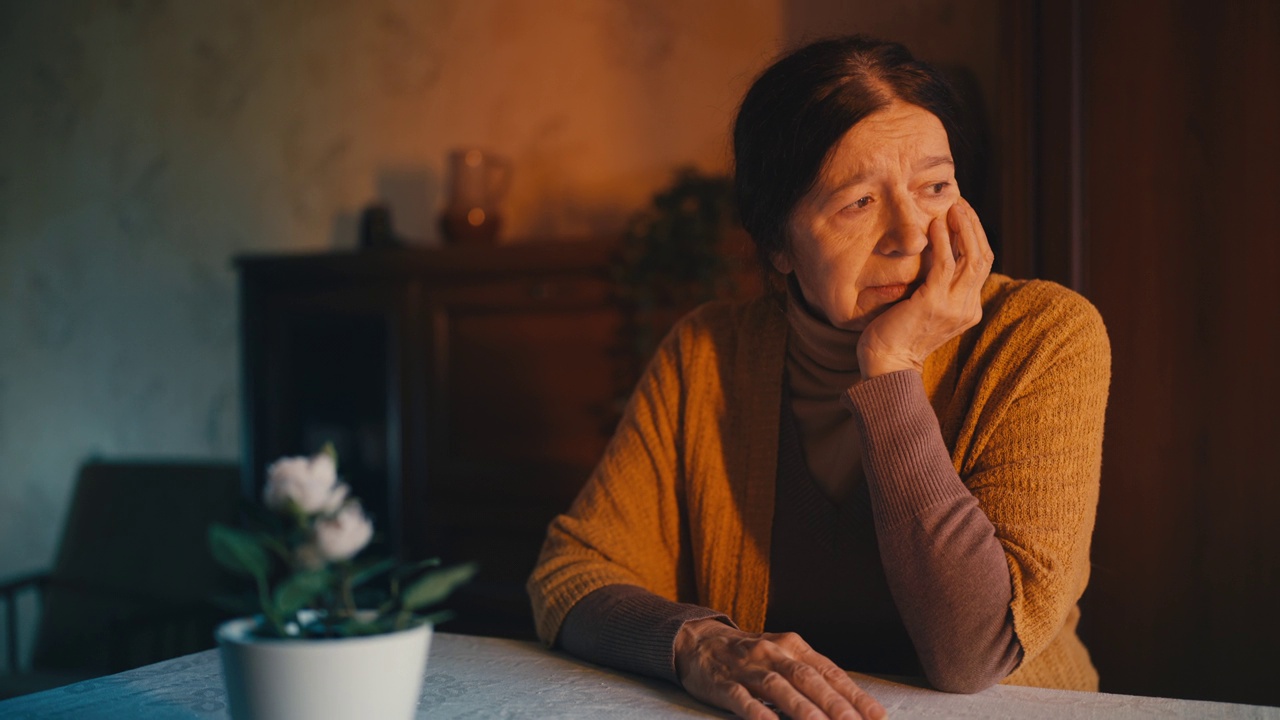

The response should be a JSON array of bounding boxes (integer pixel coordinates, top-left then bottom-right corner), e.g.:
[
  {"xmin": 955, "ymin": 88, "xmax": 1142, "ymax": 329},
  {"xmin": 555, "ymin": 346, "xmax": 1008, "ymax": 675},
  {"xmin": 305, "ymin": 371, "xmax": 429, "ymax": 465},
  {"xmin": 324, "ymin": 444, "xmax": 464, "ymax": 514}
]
[{"xmin": 0, "ymin": 0, "xmax": 998, "ymax": 671}]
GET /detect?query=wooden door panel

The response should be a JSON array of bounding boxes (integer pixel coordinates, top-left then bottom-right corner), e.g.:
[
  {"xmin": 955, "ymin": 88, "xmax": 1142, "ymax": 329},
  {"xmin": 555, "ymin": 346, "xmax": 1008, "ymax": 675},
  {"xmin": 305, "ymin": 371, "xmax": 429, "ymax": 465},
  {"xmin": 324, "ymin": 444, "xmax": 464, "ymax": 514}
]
[{"xmin": 1076, "ymin": 0, "xmax": 1280, "ymax": 705}]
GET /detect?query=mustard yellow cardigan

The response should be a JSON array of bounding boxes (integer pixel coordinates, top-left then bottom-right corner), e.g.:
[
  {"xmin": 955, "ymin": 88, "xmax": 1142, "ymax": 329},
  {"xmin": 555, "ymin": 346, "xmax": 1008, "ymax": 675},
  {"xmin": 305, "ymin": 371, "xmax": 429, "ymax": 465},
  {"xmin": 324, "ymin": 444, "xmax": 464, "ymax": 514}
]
[{"xmin": 528, "ymin": 273, "xmax": 1110, "ymax": 690}]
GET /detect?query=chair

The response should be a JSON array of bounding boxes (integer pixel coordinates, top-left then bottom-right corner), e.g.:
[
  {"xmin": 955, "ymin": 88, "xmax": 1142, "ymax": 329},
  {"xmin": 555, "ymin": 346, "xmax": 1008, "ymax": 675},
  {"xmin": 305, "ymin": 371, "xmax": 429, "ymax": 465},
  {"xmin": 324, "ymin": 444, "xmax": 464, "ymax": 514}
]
[{"xmin": 0, "ymin": 460, "xmax": 242, "ymax": 699}]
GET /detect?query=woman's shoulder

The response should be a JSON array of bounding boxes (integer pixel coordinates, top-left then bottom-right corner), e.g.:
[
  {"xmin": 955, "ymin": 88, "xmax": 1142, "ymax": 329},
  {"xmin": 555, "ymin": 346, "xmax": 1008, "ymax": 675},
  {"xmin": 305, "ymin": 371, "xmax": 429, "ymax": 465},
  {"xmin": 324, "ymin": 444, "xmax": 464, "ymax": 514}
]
[
  {"xmin": 664, "ymin": 295, "xmax": 787, "ymax": 349},
  {"xmin": 647, "ymin": 296, "xmax": 788, "ymax": 391},
  {"xmin": 926, "ymin": 274, "xmax": 1110, "ymax": 417},
  {"xmin": 979, "ymin": 273, "xmax": 1108, "ymax": 346}
]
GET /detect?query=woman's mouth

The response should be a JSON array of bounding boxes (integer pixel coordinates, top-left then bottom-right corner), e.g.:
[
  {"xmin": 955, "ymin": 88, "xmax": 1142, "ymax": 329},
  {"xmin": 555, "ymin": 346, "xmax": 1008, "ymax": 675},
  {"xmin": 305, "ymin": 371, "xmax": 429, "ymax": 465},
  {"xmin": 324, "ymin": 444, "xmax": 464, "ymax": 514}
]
[{"xmin": 867, "ymin": 283, "xmax": 913, "ymax": 301}]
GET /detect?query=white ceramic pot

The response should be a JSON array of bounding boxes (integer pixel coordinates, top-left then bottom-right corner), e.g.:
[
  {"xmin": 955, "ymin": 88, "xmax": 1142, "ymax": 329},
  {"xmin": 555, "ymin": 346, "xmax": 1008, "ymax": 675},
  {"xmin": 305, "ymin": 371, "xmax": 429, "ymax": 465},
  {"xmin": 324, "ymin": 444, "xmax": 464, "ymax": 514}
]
[{"xmin": 216, "ymin": 615, "xmax": 432, "ymax": 720}]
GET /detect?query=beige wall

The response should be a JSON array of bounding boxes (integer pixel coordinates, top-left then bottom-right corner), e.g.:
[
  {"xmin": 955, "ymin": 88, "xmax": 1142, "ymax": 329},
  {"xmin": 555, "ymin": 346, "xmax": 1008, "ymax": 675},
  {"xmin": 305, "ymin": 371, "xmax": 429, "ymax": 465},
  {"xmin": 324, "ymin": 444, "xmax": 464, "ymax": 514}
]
[{"xmin": 0, "ymin": 0, "xmax": 997, "ymax": 667}]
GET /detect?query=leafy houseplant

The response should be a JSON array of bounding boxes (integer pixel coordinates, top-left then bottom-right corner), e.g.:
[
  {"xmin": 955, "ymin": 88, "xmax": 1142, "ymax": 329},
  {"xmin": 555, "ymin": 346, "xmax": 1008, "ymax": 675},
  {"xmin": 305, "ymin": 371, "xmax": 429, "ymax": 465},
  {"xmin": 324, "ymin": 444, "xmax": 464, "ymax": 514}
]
[
  {"xmin": 612, "ymin": 167, "xmax": 738, "ymax": 365},
  {"xmin": 209, "ymin": 445, "xmax": 476, "ymax": 637},
  {"xmin": 610, "ymin": 167, "xmax": 759, "ymax": 413},
  {"xmin": 208, "ymin": 446, "xmax": 475, "ymax": 720}
]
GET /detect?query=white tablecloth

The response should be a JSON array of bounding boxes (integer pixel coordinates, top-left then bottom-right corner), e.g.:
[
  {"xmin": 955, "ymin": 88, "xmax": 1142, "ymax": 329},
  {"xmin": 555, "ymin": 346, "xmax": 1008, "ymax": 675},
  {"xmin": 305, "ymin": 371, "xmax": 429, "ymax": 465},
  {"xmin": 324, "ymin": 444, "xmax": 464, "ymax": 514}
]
[{"xmin": 0, "ymin": 632, "xmax": 1276, "ymax": 719}]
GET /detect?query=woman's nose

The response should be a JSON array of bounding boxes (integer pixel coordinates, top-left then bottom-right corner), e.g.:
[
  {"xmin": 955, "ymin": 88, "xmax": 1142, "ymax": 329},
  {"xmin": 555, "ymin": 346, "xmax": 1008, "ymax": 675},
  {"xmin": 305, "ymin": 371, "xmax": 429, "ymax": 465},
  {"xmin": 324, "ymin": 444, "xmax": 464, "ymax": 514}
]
[{"xmin": 875, "ymin": 195, "xmax": 931, "ymax": 257}]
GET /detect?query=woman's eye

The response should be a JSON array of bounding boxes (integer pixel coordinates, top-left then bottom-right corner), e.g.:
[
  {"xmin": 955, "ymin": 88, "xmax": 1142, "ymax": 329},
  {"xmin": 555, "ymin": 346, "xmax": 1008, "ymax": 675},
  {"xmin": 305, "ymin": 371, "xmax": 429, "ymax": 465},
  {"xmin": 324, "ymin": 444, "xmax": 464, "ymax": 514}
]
[
  {"xmin": 927, "ymin": 182, "xmax": 951, "ymax": 195},
  {"xmin": 848, "ymin": 196, "xmax": 872, "ymax": 210}
]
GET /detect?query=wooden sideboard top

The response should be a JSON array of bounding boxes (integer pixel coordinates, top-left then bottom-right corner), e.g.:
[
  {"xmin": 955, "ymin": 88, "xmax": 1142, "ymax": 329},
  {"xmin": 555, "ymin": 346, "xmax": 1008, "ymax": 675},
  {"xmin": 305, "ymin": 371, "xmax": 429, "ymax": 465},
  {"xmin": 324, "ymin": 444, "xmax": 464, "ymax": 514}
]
[{"xmin": 234, "ymin": 238, "xmax": 621, "ymax": 281}]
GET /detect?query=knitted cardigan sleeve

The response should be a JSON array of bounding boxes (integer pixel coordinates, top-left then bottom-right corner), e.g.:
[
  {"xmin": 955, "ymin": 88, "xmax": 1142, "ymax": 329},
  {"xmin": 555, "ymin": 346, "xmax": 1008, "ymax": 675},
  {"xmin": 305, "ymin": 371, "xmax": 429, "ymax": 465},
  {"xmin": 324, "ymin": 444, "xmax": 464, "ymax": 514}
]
[
  {"xmin": 900, "ymin": 280, "xmax": 1110, "ymax": 688},
  {"xmin": 526, "ymin": 307, "xmax": 697, "ymax": 648}
]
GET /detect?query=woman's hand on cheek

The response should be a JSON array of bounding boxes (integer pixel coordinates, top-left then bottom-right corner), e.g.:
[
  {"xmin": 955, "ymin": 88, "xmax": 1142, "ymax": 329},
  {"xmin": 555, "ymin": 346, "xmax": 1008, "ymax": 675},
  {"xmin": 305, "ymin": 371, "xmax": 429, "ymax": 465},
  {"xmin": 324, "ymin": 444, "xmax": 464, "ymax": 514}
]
[
  {"xmin": 856, "ymin": 198, "xmax": 994, "ymax": 379},
  {"xmin": 674, "ymin": 619, "xmax": 887, "ymax": 720}
]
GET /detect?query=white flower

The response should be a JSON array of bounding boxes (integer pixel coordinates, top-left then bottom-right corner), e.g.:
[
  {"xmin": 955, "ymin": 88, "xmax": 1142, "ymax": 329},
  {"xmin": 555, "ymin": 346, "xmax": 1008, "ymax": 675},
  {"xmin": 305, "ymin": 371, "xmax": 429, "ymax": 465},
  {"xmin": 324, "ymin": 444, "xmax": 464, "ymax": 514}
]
[
  {"xmin": 319, "ymin": 483, "xmax": 350, "ymax": 514},
  {"xmin": 263, "ymin": 453, "xmax": 345, "ymax": 515},
  {"xmin": 314, "ymin": 502, "xmax": 374, "ymax": 562}
]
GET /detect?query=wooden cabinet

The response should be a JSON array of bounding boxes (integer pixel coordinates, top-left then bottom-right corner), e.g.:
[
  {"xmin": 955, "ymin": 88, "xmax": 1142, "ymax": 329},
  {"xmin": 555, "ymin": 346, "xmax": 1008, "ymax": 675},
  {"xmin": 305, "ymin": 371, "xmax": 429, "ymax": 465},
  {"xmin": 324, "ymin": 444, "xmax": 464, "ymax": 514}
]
[{"xmin": 237, "ymin": 240, "xmax": 627, "ymax": 639}]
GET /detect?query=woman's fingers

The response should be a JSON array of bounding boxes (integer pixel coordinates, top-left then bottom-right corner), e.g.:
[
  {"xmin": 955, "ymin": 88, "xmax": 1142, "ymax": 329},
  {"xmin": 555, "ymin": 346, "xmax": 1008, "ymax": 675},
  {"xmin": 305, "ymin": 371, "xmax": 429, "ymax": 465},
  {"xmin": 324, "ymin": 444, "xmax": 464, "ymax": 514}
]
[
  {"xmin": 794, "ymin": 648, "xmax": 886, "ymax": 720},
  {"xmin": 750, "ymin": 668, "xmax": 827, "ymax": 720},
  {"xmin": 804, "ymin": 655, "xmax": 887, "ymax": 720},
  {"xmin": 948, "ymin": 199, "xmax": 965, "ymax": 260},
  {"xmin": 721, "ymin": 682, "xmax": 781, "ymax": 720},
  {"xmin": 923, "ymin": 214, "xmax": 954, "ymax": 293},
  {"xmin": 953, "ymin": 199, "xmax": 991, "ymax": 324},
  {"xmin": 962, "ymin": 197, "xmax": 995, "ymax": 264},
  {"xmin": 947, "ymin": 201, "xmax": 976, "ymax": 279},
  {"xmin": 957, "ymin": 200, "xmax": 990, "ymax": 271},
  {"xmin": 774, "ymin": 660, "xmax": 861, "ymax": 720},
  {"xmin": 914, "ymin": 213, "xmax": 962, "ymax": 330},
  {"xmin": 750, "ymin": 642, "xmax": 878, "ymax": 720},
  {"xmin": 676, "ymin": 624, "xmax": 884, "ymax": 720}
]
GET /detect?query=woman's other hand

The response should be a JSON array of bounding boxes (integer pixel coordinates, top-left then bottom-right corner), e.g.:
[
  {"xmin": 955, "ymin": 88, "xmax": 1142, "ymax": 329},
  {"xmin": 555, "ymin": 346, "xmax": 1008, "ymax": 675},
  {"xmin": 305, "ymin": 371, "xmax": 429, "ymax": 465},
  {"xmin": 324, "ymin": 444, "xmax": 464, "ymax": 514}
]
[
  {"xmin": 674, "ymin": 618, "xmax": 887, "ymax": 720},
  {"xmin": 857, "ymin": 198, "xmax": 994, "ymax": 379}
]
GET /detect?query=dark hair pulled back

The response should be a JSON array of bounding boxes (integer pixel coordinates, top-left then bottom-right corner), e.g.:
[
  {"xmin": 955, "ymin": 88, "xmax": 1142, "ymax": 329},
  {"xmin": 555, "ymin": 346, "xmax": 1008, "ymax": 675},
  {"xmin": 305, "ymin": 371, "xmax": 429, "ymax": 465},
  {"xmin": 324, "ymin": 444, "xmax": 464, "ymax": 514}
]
[{"xmin": 733, "ymin": 35, "xmax": 967, "ymax": 276}]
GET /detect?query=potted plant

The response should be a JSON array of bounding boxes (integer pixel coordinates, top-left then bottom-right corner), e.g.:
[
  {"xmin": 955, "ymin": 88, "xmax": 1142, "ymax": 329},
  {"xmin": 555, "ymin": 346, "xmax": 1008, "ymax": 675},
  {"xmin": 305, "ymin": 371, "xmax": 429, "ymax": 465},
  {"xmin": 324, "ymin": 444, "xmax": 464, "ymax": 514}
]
[
  {"xmin": 609, "ymin": 167, "xmax": 760, "ymax": 412},
  {"xmin": 612, "ymin": 167, "xmax": 738, "ymax": 364},
  {"xmin": 208, "ymin": 445, "xmax": 476, "ymax": 720}
]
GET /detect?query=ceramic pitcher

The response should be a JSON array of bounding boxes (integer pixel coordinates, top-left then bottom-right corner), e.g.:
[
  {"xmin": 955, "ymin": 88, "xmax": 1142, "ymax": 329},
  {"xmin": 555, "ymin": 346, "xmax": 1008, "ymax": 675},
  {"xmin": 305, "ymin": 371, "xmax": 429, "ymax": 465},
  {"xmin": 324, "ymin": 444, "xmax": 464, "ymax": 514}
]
[{"xmin": 440, "ymin": 148, "xmax": 511, "ymax": 244}]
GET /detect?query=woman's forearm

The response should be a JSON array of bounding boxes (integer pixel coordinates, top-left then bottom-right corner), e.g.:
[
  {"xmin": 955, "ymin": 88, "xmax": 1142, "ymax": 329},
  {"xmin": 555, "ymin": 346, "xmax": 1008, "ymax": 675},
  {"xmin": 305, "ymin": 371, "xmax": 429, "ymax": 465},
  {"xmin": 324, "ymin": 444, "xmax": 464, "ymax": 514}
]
[{"xmin": 844, "ymin": 370, "xmax": 1022, "ymax": 692}]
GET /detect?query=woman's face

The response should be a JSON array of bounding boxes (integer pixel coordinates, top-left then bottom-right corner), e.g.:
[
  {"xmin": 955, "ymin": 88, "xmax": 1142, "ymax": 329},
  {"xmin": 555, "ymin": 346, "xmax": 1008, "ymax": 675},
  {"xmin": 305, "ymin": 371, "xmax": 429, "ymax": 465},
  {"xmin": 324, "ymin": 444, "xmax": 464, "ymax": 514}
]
[{"xmin": 775, "ymin": 101, "xmax": 960, "ymax": 331}]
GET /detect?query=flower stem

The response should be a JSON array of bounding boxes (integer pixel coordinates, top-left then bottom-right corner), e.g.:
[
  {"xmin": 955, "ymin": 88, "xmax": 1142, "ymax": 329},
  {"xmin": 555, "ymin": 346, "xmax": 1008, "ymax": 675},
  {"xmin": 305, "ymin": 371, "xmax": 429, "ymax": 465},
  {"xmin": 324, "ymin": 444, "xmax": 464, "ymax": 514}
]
[
  {"xmin": 340, "ymin": 565, "xmax": 356, "ymax": 614},
  {"xmin": 255, "ymin": 574, "xmax": 283, "ymax": 636}
]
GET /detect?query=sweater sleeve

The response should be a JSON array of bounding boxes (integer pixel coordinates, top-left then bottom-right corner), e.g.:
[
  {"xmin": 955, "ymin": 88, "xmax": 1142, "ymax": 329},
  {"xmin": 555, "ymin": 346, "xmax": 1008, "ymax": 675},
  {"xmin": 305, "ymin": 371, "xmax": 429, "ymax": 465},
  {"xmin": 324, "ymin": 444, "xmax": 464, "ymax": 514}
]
[
  {"xmin": 557, "ymin": 584, "xmax": 735, "ymax": 684},
  {"xmin": 527, "ymin": 309, "xmax": 700, "ymax": 647},
  {"xmin": 844, "ymin": 286, "xmax": 1110, "ymax": 692},
  {"xmin": 844, "ymin": 371, "xmax": 1022, "ymax": 693}
]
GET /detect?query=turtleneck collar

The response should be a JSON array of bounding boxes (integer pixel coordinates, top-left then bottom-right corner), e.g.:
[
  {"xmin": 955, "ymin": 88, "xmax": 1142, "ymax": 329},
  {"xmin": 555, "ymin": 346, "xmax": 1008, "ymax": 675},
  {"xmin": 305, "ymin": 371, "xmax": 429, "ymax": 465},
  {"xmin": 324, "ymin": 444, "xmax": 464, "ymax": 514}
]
[
  {"xmin": 784, "ymin": 274, "xmax": 861, "ymax": 379},
  {"xmin": 782, "ymin": 273, "xmax": 865, "ymax": 506}
]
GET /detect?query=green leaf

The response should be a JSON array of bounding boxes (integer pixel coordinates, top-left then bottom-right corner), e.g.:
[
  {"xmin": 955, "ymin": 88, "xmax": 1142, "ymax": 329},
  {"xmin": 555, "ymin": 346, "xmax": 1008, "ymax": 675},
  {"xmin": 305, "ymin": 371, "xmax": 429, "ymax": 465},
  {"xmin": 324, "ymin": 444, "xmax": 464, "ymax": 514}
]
[
  {"xmin": 349, "ymin": 558, "xmax": 395, "ymax": 589},
  {"xmin": 273, "ymin": 569, "xmax": 332, "ymax": 615},
  {"xmin": 391, "ymin": 556, "xmax": 442, "ymax": 580},
  {"xmin": 320, "ymin": 442, "xmax": 338, "ymax": 465},
  {"xmin": 340, "ymin": 617, "xmax": 390, "ymax": 637},
  {"xmin": 208, "ymin": 524, "xmax": 269, "ymax": 581},
  {"xmin": 418, "ymin": 609, "xmax": 455, "ymax": 627},
  {"xmin": 400, "ymin": 562, "xmax": 478, "ymax": 612}
]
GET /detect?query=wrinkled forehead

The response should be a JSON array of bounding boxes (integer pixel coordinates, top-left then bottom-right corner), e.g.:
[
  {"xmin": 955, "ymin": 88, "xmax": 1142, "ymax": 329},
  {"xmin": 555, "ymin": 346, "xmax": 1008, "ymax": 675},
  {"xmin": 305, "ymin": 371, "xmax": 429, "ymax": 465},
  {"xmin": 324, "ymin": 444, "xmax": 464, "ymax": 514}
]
[{"xmin": 808, "ymin": 102, "xmax": 953, "ymax": 199}]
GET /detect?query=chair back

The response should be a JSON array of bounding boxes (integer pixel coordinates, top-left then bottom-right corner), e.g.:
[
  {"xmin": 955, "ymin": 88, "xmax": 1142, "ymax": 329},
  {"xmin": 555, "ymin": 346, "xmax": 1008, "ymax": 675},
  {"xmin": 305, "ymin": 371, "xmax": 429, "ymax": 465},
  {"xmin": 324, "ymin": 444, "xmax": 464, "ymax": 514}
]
[{"xmin": 32, "ymin": 460, "xmax": 241, "ymax": 673}]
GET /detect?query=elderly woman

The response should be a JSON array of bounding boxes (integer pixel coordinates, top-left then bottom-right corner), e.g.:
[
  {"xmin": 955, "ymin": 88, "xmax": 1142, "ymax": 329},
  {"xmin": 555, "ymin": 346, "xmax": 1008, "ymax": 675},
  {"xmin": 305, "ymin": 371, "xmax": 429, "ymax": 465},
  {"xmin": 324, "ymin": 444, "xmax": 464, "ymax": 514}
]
[{"xmin": 528, "ymin": 36, "xmax": 1109, "ymax": 720}]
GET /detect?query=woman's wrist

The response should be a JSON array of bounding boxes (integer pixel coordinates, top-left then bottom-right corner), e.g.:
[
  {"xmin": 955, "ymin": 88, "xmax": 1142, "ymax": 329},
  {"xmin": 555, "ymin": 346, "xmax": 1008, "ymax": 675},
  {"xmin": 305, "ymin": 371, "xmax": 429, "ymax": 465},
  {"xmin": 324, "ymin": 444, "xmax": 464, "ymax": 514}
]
[
  {"xmin": 857, "ymin": 349, "xmax": 924, "ymax": 379},
  {"xmin": 674, "ymin": 618, "xmax": 734, "ymax": 684}
]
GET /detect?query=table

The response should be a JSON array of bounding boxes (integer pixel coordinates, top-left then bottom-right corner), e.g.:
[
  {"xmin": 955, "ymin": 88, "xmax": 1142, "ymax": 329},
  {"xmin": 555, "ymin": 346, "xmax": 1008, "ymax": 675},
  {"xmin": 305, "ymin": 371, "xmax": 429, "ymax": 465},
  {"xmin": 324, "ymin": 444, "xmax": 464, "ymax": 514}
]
[{"xmin": 0, "ymin": 633, "xmax": 1276, "ymax": 719}]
